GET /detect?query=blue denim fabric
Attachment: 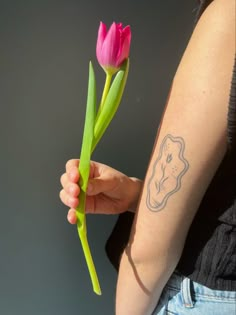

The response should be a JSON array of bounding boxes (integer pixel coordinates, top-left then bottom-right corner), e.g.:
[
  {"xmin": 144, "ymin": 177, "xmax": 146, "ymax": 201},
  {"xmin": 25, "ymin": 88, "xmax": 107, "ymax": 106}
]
[{"xmin": 152, "ymin": 272, "xmax": 236, "ymax": 315}]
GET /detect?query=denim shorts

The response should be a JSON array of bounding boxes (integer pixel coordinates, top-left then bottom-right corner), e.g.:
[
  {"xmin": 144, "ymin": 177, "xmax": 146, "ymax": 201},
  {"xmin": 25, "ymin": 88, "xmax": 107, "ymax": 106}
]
[{"xmin": 152, "ymin": 272, "xmax": 236, "ymax": 315}]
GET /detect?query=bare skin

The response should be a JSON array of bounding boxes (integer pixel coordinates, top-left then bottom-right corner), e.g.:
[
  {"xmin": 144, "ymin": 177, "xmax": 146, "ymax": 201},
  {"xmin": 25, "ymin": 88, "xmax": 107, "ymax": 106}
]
[
  {"xmin": 146, "ymin": 134, "xmax": 189, "ymax": 211},
  {"xmin": 59, "ymin": 159, "xmax": 143, "ymax": 223}
]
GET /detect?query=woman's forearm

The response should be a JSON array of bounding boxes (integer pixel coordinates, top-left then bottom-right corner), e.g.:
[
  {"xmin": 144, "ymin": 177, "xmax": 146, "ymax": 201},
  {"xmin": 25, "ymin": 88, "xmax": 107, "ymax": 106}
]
[
  {"xmin": 116, "ymin": 246, "xmax": 178, "ymax": 315},
  {"xmin": 128, "ymin": 177, "xmax": 143, "ymax": 213},
  {"xmin": 116, "ymin": 0, "xmax": 235, "ymax": 313}
]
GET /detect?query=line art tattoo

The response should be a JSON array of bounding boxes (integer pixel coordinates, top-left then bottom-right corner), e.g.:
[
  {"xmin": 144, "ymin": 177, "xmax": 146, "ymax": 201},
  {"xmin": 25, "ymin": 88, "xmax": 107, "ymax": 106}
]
[{"xmin": 146, "ymin": 134, "xmax": 189, "ymax": 211}]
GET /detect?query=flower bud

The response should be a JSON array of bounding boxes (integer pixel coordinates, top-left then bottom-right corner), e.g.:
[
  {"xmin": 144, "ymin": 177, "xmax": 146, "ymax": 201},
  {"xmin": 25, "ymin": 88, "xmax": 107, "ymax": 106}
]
[{"xmin": 96, "ymin": 22, "xmax": 131, "ymax": 75}]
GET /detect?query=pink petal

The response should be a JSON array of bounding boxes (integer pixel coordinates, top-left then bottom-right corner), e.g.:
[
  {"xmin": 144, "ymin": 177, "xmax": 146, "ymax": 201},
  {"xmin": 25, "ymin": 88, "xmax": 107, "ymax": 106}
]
[
  {"xmin": 116, "ymin": 25, "xmax": 131, "ymax": 67},
  {"xmin": 100, "ymin": 22, "xmax": 120, "ymax": 67},
  {"xmin": 117, "ymin": 22, "xmax": 123, "ymax": 30},
  {"xmin": 96, "ymin": 22, "xmax": 107, "ymax": 65}
]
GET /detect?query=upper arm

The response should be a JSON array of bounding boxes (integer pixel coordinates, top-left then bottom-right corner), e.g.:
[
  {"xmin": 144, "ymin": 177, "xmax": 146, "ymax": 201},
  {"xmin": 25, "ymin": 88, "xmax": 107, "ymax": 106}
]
[{"xmin": 130, "ymin": 0, "xmax": 235, "ymax": 263}]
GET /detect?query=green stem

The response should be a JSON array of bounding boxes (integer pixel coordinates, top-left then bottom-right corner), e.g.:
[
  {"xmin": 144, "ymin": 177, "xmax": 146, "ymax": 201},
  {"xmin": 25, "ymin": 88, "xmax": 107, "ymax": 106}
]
[
  {"xmin": 76, "ymin": 188, "xmax": 101, "ymax": 295},
  {"xmin": 76, "ymin": 61, "xmax": 101, "ymax": 295},
  {"xmin": 96, "ymin": 72, "xmax": 112, "ymax": 121},
  {"xmin": 79, "ymin": 230, "xmax": 101, "ymax": 295}
]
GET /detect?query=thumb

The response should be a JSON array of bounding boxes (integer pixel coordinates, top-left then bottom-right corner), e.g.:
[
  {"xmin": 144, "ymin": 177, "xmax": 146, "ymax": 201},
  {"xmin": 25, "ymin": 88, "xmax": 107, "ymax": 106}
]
[{"xmin": 87, "ymin": 176, "xmax": 114, "ymax": 196}]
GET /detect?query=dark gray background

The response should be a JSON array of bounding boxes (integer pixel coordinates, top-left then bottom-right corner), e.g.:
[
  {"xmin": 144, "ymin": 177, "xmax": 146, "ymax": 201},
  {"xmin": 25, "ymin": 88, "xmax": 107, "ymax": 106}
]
[{"xmin": 0, "ymin": 0, "xmax": 197, "ymax": 314}]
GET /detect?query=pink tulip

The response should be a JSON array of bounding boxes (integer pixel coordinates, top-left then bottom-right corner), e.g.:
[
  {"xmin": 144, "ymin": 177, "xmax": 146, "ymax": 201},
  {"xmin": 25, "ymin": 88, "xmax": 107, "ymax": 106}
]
[{"xmin": 96, "ymin": 22, "xmax": 131, "ymax": 74}]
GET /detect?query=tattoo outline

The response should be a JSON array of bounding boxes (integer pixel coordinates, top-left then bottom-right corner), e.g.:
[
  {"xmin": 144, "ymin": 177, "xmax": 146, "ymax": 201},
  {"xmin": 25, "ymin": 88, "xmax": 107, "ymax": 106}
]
[{"xmin": 146, "ymin": 134, "xmax": 189, "ymax": 212}]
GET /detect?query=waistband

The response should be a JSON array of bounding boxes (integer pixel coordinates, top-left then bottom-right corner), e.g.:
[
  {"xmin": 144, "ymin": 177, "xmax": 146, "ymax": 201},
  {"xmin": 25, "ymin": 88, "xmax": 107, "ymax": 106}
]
[{"xmin": 166, "ymin": 272, "xmax": 236, "ymax": 306}]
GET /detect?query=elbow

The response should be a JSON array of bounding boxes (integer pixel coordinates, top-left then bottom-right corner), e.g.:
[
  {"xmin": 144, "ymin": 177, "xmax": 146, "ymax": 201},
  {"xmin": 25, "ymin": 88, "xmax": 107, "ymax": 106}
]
[{"xmin": 124, "ymin": 240, "xmax": 182, "ymax": 272}]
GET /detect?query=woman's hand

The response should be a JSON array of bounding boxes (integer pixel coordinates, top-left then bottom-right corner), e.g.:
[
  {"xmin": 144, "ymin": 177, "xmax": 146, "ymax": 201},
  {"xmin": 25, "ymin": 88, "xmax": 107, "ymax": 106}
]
[{"xmin": 59, "ymin": 159, "xmax": 142, "ymax": 224}]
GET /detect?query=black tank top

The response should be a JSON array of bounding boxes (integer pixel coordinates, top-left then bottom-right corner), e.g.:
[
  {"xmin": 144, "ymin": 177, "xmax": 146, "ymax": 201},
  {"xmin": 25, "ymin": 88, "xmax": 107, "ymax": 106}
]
[{"xmin": 177, "ymin": 0, "xmax": 236, "ymax": 291}]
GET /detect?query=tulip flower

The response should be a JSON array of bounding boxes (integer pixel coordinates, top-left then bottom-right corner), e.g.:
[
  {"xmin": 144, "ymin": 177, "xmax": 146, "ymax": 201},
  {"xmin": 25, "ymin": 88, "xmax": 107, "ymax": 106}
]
[
  {"xmin": 96, "ymin": 22, "xmax": 131, "ymax": 119},
  {"xmin": 75, "ymin": 22, "xmax": 131, "ymax": 296},
  {"xmin": 96, "ymin": 22, "xmax": 131, "ymax": 75}
]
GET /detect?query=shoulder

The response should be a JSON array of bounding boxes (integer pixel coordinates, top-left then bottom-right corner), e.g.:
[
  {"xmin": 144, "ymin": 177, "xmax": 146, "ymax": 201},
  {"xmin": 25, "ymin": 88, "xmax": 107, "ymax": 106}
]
[
  {"xmin": 197, "ymin": 0, "xmax": 235, "ymax": 31},
  {"xmin": 175, "ymin": 0, "xmax": 235, "ymax": 96}
]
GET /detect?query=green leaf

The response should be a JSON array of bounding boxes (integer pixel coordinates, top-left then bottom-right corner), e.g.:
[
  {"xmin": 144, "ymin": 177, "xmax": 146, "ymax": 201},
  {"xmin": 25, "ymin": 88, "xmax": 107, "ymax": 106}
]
[
  {"xmin": 76, "ymin": 61, "xmax": 102, "ymax": 295},
  {"xmin": 91, "ymin": 58, "xmax": 129, "ymax": 153},
  {"xmin": 77, "ymin": 61, "xmax": 96, "ymax": 229}
]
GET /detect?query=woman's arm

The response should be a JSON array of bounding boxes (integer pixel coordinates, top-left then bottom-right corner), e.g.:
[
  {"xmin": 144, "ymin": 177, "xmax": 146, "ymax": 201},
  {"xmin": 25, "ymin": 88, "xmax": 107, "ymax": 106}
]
[{"xmin": 116, "ymin": 0, "xmax": 235, "ymax": 314}]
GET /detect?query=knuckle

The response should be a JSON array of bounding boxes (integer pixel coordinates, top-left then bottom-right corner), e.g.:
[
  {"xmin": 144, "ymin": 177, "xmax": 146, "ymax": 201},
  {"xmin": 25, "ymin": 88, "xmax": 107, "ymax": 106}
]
[
  {"xmin": 69, "ymin": 181, "xmax": 80, "ymax": 194},
  {"xmin": 59, "ymin": 189, "xmax": 65, "ymax": 202},
  {"xmin": 65, "ymin": 159, "xmax": 72, "ymax": 169},
  {"xmin": 59, "ymin": 189, "xmax": 72, "ymax": 208},
  {"xmin": 66, "ymin": 195, "xmax": 78, "ymax": 208},
  {"xmin": 60, "ymin": 173, "xmax": 66, "ymax": 186},
  {"xmin": 66, "ymin": 159, "xmax": 78, "ymax": 172}
]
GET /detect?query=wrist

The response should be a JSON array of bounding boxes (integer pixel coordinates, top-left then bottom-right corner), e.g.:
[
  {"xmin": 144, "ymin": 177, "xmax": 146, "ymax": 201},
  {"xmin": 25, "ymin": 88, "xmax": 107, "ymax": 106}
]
[{"xmin": 127, "ymin": 177, "xmax": 143, "ymax": 212}]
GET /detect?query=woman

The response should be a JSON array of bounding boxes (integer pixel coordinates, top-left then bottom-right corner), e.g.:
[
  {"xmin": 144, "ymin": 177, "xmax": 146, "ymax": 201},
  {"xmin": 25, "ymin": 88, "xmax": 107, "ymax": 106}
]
[{"xmin": 60, "ymin": 0, "xmax": 236, "ymax": 314}]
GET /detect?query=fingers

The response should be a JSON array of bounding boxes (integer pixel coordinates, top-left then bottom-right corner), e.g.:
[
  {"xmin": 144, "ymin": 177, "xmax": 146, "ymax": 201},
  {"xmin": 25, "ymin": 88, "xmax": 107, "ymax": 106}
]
[
  {"xmin": 60, "ymin": 173, "xmax": 80, "ymax": 197},
  {"xmin": 66, "ymin": 196, "xmax": 95, "ymax": 224},
  {"xmin": 67, "ymin": 209, "xmax": 77, "ymax": 224},
  {"xmin": 60, "ymin": 159, "xmax": 80, "ymax": 225},
  {"xmin": 87, "ymin": 173, "xmax": 116, "ymax": 196},
  {"xmin": 59, "ymin": 188, "xmax": 79, "ymax": 208},
  {"xmin": 60, "ymin": 173, "xmax": 80, "ymax": 207},
  {"xmin": 68, "ymin": 167, "xmax": 79, "ymax": 182},
  {"xmin": 59, "ymin": 159, "xmax": 80, "ymax": 209},
  {"xmin": 87, "ymin": 178, "xmax": 107, "ymax": 196},
  {"xmin": 60, "ymin": 159, "xmax": 104, "ymax": 224},
  {"xmin": 66, "ymin": 159, "xmax": 79, "ymax": 173}
]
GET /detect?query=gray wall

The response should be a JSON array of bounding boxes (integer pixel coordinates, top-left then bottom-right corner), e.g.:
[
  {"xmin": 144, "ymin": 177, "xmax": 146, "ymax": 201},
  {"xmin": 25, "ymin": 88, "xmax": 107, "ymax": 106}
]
[{"xmin": 0, "ymin": 0, "xmax": 196, "ymax": 314}]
